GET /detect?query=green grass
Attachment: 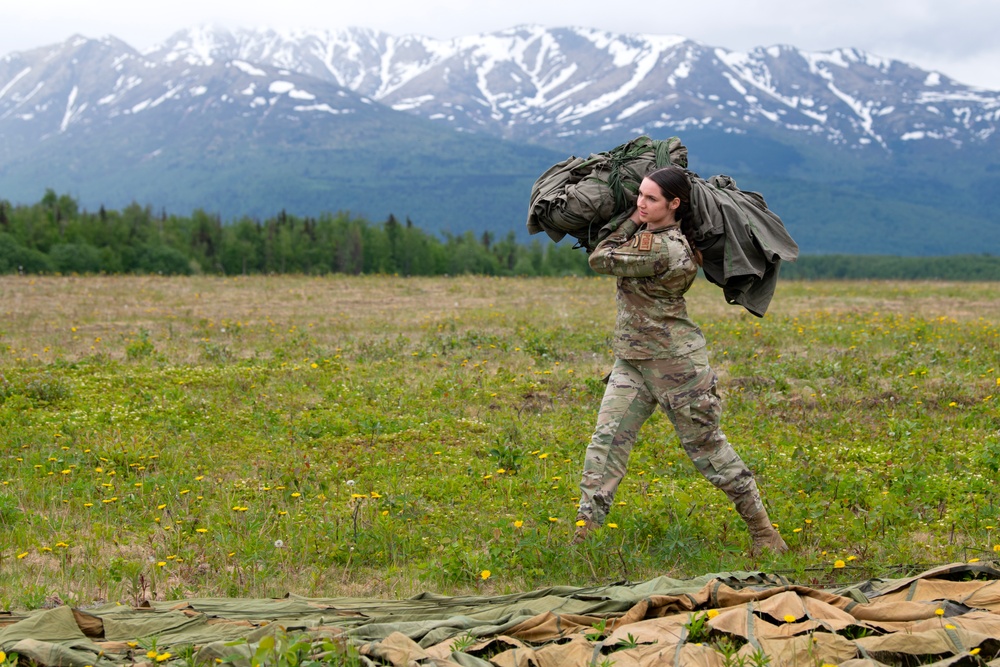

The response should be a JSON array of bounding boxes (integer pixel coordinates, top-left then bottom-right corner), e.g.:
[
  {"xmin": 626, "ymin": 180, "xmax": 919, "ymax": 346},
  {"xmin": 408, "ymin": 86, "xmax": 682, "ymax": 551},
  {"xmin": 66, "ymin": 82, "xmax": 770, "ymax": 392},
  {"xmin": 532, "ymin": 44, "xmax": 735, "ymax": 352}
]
[{"xmin": 1, "ymin": 274, "xmax": 999, "ymax": 610}]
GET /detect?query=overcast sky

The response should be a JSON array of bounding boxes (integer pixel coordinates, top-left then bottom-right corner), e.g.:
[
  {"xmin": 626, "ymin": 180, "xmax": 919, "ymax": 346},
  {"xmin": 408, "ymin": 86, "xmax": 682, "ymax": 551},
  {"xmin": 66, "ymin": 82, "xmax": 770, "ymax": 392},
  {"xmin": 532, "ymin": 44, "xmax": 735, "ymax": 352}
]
[{"xmin": 5, "ymin": 0, "xmax": 999, "ymax": 89}]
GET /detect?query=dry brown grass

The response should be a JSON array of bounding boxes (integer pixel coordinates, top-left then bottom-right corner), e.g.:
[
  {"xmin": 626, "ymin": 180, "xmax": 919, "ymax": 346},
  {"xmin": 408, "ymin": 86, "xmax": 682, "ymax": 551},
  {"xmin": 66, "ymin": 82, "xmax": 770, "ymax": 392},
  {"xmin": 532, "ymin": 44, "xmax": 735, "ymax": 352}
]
[{"xmin": 4, "ymin": 275, "xmax": 997, "ymax": 362}]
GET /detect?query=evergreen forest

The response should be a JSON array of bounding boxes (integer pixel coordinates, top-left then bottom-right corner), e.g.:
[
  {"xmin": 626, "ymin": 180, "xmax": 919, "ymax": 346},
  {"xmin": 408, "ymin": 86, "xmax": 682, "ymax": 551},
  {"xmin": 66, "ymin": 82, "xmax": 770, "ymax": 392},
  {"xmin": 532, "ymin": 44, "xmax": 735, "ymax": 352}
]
[{"xmin": 1, "ymin": 191, "xmax": 998, "ymax": 280}]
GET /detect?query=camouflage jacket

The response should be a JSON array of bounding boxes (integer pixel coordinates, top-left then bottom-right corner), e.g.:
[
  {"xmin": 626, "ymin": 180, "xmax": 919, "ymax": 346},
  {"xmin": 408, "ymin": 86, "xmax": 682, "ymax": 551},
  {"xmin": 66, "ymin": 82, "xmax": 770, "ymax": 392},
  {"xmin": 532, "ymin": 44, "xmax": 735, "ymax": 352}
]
[{"xmin": 588, "ymin": 219, "xmax": 707, "ymax": 359}]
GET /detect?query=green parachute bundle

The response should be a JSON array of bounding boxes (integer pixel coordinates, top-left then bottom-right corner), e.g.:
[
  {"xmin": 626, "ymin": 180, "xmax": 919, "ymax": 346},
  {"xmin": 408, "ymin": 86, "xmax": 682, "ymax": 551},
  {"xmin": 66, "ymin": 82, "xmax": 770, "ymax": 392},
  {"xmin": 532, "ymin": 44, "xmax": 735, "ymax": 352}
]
[
  {"xmin": 526, "ymin": 135, "xmax": 798, "ymax": 317},
  {"xmin": 526, "ymin": 135, "xmax": 687, "ymax": 251}
]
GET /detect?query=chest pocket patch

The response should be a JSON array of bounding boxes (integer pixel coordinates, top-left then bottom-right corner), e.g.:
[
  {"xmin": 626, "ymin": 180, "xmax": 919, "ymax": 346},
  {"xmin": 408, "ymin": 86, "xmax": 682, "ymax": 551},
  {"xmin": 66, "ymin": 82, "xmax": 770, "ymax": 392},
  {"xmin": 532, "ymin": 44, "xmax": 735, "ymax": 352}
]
[{"xmin": 628, "ymin": 231, "xmax": 655, "ymax": 252}]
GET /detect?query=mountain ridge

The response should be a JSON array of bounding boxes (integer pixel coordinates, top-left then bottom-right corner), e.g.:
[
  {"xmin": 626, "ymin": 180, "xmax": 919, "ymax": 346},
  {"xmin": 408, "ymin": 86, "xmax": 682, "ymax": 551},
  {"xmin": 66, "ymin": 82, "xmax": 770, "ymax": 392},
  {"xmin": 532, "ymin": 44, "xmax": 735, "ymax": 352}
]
[
  {"xmin": 132, "ymin": 24, "xmax": 1000, "ymax": 152},
  {"xmin": 1, "ymin": 26, "xmax": 999, "ymax": 255}
]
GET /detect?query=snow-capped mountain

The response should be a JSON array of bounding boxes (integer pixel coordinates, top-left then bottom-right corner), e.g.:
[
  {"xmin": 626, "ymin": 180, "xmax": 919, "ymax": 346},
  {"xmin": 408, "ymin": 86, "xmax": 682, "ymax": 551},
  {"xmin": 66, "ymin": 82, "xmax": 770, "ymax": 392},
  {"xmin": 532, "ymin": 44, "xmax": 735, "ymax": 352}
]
[
  {"xmin": 0, "ymin": 32, "xmax": 385, "ymax": 150},
  {"xmin": 3, "ymin": 25, "xmax": 998, "ymax": 153},
  {"xmin": 1, "ymin": 26, "xmax": 999, "ymax": 254}
]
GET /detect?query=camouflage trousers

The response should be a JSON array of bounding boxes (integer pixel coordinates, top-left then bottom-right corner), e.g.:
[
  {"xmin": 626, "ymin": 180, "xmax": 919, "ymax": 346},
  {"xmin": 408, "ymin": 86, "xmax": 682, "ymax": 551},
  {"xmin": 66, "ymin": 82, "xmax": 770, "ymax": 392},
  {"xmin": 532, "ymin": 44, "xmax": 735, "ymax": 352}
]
[{"xmin": 577, "ymin": 352, "xmax": 763, "ymax": 526}]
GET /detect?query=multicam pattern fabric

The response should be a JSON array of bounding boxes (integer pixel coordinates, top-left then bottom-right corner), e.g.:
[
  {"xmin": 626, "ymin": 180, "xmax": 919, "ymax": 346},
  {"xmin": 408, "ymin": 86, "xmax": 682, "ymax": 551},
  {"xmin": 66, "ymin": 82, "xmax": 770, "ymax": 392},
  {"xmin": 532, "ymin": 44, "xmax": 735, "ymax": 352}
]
[
  {"xmin": 578, "ymin": 218, "xmax": 765, "ymax": 528},
  {"xmin": 588, "ymin": 219, "xmax": 706, "ymax": 360},
  {"xmin": 577, "ymin": 355, "xmax": 763, "ymax": 525}
]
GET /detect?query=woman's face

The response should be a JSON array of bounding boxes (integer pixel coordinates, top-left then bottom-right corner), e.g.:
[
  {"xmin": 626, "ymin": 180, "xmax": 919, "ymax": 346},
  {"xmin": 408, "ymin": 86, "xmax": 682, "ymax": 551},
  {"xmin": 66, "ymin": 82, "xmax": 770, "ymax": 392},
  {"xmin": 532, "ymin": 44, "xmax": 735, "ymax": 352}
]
[{"xmin": 635, "ymin": 178, "xmax": 679, "ymax": 228}]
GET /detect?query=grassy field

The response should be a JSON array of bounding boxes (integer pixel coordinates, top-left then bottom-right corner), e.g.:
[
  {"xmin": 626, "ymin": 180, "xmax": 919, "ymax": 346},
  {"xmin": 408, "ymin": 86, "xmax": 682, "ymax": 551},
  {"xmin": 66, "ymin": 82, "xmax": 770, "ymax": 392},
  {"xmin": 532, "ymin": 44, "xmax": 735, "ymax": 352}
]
[{"xmin": 1, "ymin": 274, "xmax": 998, "ymax": 610}]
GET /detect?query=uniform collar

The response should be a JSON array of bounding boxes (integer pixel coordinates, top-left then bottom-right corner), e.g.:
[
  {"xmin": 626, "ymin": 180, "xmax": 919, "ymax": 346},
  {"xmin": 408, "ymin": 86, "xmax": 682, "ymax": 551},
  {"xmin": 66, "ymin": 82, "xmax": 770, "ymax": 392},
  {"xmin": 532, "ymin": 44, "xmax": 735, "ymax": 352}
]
[{"xmin": 640, "ymin": 222, "xmax": 680, "ymax": 233}]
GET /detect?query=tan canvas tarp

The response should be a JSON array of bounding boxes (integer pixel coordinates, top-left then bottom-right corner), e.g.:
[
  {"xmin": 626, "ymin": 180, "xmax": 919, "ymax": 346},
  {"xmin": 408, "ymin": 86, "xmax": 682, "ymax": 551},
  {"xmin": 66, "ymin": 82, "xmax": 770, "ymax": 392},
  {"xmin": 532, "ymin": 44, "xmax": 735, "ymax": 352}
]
[{"xmin": 1, "ymin": 562, "xmax": 999, "ymax": 666}]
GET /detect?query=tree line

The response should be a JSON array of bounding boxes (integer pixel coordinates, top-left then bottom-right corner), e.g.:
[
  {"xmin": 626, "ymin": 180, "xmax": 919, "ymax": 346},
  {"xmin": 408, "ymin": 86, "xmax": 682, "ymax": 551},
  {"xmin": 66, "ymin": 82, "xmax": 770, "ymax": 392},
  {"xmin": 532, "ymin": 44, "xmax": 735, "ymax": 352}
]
[
  {"xmin": 0, "ymin": 191, "xmax": 588, "ymax": 276},
  {"xmin": 1, "ymin": 191, "xmax": 998, "ymax": 279}
]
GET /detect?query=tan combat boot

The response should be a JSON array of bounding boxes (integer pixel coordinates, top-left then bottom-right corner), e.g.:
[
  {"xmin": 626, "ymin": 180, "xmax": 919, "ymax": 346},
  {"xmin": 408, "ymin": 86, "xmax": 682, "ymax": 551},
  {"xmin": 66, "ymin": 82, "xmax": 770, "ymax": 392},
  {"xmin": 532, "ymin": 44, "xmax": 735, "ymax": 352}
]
[
  {"xmin": 745, "ymin": 509, "xmax": 788, "ymax": 557},
  {"xmin": 571, "ymin": 518, "xmax": 598, "ymax": 545}
]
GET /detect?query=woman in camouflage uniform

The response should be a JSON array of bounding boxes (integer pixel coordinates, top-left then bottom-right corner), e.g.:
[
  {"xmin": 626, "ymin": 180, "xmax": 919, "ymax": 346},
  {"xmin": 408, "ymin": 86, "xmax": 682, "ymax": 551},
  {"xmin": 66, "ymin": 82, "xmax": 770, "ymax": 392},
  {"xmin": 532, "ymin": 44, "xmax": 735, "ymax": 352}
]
[{"xmin": 574, "ymin": 166, "xmax": 787, "ymax": 557}]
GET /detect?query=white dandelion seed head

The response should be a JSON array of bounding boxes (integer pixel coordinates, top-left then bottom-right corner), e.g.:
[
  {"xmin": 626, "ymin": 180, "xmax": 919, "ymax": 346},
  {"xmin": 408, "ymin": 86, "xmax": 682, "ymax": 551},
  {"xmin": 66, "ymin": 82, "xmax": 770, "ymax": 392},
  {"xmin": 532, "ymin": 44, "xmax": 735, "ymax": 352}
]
[
  {"xmin": 274, "ymin": 539, "xmax": 284, "ymax": 548},
  {"xmin": 345, "ymin": 479, "xmax": 355, "ymax": 486}
]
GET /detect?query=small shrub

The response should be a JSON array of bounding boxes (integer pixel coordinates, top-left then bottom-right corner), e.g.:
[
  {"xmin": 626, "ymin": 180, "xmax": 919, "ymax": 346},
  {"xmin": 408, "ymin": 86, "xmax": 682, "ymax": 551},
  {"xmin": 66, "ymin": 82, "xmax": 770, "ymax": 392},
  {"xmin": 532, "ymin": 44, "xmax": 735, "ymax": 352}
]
[{"xmin": 125, "ymin": 329, "xmax": 156, "ymax": 360}]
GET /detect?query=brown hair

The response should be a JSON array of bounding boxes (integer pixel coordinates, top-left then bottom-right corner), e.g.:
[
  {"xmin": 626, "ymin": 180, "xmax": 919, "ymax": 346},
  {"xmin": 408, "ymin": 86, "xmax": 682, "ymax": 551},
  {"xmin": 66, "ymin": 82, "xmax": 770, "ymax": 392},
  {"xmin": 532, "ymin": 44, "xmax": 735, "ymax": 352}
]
[{"xmin": 644, "ymin": 166, "xmax": 702, "ymax": 266}]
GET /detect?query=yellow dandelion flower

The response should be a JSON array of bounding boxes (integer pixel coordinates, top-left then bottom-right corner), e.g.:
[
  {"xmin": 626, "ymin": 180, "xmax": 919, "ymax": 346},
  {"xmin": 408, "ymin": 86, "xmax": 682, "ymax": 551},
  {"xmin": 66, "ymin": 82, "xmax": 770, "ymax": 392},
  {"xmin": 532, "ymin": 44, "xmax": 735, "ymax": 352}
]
[
  {"xmin": 846, "ymin": 555, "xmax": 857, "ymax": 561},
  {"xmin": 993, "ymin": 544, "xmax": 1000, "ymax": 552},
  {"xmin": 513, "ymin": 520, "xmax": 524, "ymax": 528},
  {"xmin": 935, "ymin": 608, "xmax": 945, "ymax": 616},
  {"xmin": 607, "ymin": 523, "xmax": 618, "ymax": 529},
  {"xmin": 155, "ymin": 652, "xmax": 171, "ymax": 662},
  {"xmin": 480, "ymin": 570, "xmax": 491, "ymax": 580},
  {"xmin": 157, "ymin": 504, "xmax": 166, "ymax": 510},
  {"xmin": 783, "ymin": 614, "xmax": 796, "ymax": 623},
  {"xmin": 548, "ymin": 517, "xmax": 559, "ymax": 522},
  {"xmin": 969, "ymin": 558, "xmax": 980, "ymax": 563},
  {"xmin": 793, "ymin": 528, "xmax": 802, "ymax": 533},
  {"xmin": 147, "ymin": 650, "xmax": 159, "ymax": 659},
  {"xmin": 291, "ymin": 492, "xmax": 301, "ymax": 498},
  {"xmin": 17, "ymin": 552, "xmax": 28, "ymax": 559},
  {"xmin": 945, "ymin": 624, "xmax": 956, "ymax": 630},
  {"xmin": 575, "ymin": 519, "xmax": 587, "ymax": 527},
  {"xmin": 706, "ymin": 609, "xmax": 719, "ymax": 619},
  {"xmin": 195, "ymin": 528, "xmax": 208, "ymax": 533},
  {"xmin": 971, "ymin": 648, "xmax": 981, "ymax": 655},
  {"xmin": 157, "ymin": 561, "xmax": 166, "ymax": 567},
  {"xmin": 833, "ymin": 560, "xmax": 845, "ymax": 569}
]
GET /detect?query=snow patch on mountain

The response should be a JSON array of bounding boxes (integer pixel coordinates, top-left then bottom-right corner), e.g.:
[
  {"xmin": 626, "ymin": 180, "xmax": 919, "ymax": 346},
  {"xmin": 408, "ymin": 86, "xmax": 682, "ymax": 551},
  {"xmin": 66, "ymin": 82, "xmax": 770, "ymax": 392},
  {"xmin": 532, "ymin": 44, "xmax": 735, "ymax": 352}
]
[
  {"xmin": 0, "ymin": 67, "xmax": 31, "ymax": 101},
  {"xmin": 232, "ymin": 60, "xmax": 266, "ymax": 77},
  {"xmin": 60, "ymin": 85, "xmax": 79, "ymax": 131},
  {"xmin": 268, "ymin": 81, "xmax": 295, "ymax": 94},
  {"xmin": 294, "ymin": 103, "xmax": 352, "ymax": 115}
]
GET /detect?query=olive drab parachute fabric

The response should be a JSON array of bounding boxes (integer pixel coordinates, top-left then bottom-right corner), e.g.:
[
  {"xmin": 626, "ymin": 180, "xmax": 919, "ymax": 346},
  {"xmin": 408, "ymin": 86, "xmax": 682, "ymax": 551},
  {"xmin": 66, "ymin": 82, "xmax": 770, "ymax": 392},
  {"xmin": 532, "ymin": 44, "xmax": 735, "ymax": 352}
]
[
  {"xmin": 2, "ymin": 563, "xmax": 1000, "ymax": 666},
  {"xmin": 526, "ymin": 135, "xmax": 798, "ymax": 317},
  {"xmin": 526, "ymin": 135, "xmax": 688, "ymax": 249},
  {"xmin": 687, "ymin": 174, "xmax": 799, "ymax": 318}
]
